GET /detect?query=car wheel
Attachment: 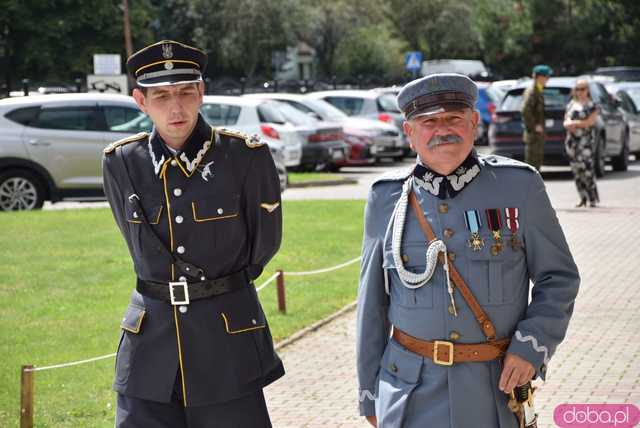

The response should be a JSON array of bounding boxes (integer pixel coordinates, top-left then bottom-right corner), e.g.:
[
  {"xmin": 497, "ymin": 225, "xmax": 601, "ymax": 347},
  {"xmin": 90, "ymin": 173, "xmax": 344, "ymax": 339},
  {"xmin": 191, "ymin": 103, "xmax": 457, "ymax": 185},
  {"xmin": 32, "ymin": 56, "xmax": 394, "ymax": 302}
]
[
  {"xmin": 594, "ymin": 134, "xmax": 606, "ymax": 178},
  {"xmin": 0, "ymin": 169, "xmax": 46, "ymax": 211},
  {"xmin": 610, "ymin": 128, "xmax": 629, "ymax": 172}
]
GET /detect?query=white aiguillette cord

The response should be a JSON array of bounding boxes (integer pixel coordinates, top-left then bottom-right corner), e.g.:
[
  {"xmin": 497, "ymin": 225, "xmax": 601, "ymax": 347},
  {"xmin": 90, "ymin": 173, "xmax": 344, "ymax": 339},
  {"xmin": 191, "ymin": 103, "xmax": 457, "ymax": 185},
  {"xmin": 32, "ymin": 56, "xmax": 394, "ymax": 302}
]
[{"xmin": 389, "ymin": 177, "xmax": 457, "ymax": 315}]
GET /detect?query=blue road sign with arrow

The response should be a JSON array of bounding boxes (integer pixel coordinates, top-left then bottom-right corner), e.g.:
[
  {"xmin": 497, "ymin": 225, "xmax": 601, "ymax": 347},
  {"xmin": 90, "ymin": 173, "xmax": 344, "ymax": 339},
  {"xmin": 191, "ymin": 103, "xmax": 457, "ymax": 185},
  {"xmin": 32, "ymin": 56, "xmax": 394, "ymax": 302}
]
[{"xmin": 405, "ymin": 51, "xmax": 422, "ymax": 72}]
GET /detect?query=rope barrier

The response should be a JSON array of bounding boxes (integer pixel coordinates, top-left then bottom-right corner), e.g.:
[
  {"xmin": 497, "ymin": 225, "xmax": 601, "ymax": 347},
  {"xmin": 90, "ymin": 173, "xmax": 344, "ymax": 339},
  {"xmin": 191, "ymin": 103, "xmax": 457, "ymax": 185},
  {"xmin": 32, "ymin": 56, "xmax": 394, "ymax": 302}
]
[
  {"xmin": 19, "ymin": 255, "xmax": 363, "ymax": 426},
  {"xmin": 24, "ymin": 353, "xmax": 116, "ymax": 373},
  {"xmin": 255, "ymin": 272, "xmax": 281, "ymax": 292},
  {"xmin": 21, "ymin": 255, "xmax": 362, "ymax": 373},
  {"xmin": 285, "ymin": 256, "xmax": 362, "ymax": 276}
]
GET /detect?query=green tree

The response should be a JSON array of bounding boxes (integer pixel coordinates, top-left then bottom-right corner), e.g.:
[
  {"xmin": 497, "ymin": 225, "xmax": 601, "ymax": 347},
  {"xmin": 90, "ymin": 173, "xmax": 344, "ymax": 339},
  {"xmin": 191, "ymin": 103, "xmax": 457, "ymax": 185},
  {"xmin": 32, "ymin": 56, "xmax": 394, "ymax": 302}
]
[
  {"xmin": 149, "ymin": 0, "xmax": 227, "ymax": 76},
  {"xmin": 0, "ymin": 0, "xmax": 154, "ymax": 92},
  {"xmin": 334, "ymin": 25, "xmax": 406, "ymax": 78},
  {"xmin": 301, "ymin": 0, "xmax": 388, "ymax": 77},
  {"xmin": 386, "ymin": 0, "xmax": 482, "ymax": 61},
  {"xmin": 216, "ymin": 0, "xmax": 304, "ymax": 78},
  {"xmin": 474, "ymin": 0, "xmax": 533, "ymax": 77}
]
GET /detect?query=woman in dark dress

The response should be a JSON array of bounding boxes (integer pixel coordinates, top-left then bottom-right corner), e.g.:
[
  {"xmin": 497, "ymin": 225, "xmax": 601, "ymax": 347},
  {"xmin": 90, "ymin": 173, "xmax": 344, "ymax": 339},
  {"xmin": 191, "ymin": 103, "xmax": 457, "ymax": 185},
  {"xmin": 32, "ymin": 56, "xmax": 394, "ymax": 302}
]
[{"xmin": 563, "ymin": 78, "xmax": 600, "ymax": 207}]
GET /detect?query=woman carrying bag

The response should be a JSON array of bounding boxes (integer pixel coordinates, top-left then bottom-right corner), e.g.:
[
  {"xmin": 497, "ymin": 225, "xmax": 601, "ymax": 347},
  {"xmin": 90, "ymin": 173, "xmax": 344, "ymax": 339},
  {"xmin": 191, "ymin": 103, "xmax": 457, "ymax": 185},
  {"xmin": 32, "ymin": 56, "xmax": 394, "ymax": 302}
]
[{"xmin": 563, "ymin": 78, "xmax": 600, "ymax": 207}]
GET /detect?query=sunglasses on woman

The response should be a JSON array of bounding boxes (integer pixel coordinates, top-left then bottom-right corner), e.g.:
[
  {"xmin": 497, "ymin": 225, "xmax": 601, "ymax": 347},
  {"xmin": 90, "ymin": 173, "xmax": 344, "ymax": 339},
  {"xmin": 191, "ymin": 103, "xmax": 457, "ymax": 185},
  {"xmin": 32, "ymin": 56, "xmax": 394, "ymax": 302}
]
[{"xmin": 575, "ymin": 87, "xmax": 588, "ymax": 92}]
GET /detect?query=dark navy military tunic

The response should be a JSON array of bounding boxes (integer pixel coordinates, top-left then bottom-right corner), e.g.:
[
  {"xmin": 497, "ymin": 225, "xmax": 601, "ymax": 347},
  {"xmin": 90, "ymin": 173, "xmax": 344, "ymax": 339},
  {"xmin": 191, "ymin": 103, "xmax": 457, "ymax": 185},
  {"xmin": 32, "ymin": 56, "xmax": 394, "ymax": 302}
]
[{"xmin": 103, "ymin": 114, "xmax": 284, "ymax": 408}]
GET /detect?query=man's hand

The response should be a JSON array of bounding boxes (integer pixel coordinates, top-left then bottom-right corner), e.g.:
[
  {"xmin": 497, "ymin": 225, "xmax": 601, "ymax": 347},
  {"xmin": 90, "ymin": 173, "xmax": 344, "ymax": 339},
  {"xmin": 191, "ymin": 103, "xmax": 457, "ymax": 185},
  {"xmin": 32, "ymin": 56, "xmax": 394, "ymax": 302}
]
[
  {"xmin": 365, "ymin": 415, "xmax": 377, "ymax": 427},
  {"xmin": 534, "ymin": 124, "xmax": 544, "ymax": 133},
  {"xmin": 499, "ymin": 352, "xmax": 535, "ymax": 393}
]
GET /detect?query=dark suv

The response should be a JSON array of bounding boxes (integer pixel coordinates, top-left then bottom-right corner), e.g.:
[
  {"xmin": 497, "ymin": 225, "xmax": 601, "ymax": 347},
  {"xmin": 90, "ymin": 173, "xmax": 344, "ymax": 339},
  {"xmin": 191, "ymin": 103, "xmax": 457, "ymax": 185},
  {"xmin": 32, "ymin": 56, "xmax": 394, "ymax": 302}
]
[{"xmin": 488, "ymin": 77, "xmax": 629, "ymax": 176}]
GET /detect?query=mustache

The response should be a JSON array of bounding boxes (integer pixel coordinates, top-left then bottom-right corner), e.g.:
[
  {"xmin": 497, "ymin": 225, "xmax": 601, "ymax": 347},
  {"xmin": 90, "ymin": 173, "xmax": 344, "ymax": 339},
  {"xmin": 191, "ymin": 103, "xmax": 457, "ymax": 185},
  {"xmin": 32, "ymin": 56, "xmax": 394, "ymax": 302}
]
[{"xmin": 426, "ymin": 134, "xmax": 463, "ymax": 148}]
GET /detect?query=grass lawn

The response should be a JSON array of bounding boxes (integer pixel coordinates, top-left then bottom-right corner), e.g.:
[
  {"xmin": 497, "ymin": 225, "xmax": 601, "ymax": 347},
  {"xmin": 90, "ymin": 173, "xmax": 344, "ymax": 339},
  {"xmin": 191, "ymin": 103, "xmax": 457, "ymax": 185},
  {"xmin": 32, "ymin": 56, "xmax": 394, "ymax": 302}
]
[
  {"xmin": 0, "ymin": 199, "xmax": 365, "ymax": 427},
  {"xmin": 288, "ymin": 172, "xmax": 343, "ymax": 183}
]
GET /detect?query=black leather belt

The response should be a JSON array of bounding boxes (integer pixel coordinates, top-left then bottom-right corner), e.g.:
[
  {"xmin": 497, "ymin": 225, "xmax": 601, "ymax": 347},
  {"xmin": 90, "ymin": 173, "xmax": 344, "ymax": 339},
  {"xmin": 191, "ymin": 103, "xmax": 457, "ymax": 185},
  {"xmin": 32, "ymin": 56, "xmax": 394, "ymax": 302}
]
[{"xmin": 136, "ymin": 270, "xmax": 249, "ymax": 305}]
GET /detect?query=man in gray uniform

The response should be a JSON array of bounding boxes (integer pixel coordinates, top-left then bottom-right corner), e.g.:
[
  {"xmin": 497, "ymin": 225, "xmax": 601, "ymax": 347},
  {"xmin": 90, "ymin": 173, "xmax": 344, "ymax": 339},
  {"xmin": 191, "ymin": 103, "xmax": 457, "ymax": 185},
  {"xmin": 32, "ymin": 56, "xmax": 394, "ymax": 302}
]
[
  {"xmin": 103, "ymin": 40, "xmax": 284, "ymax": 427},
  {"xmin": 356, "ymin": 73, "xmax": 579, "ymax": 427}
]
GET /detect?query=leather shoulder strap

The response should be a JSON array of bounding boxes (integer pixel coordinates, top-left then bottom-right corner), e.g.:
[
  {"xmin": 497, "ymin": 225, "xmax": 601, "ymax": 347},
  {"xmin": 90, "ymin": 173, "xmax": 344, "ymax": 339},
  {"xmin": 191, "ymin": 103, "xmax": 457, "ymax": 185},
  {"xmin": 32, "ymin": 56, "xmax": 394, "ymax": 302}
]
[{"xmin": 409, "ymin": 191, "xmax": 497, "ymax": 341}]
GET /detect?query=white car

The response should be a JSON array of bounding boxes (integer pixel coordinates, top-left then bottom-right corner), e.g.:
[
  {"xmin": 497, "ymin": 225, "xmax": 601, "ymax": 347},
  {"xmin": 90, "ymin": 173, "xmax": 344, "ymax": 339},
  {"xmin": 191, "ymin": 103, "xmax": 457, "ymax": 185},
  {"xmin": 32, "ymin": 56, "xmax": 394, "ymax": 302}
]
[
  {"xmin": 201, "ymin": 96, "xmax": 302, "ymax": 170},
  {"xmin": 245, "ymin": 92, "xmax": 405, "ymax": 163}
]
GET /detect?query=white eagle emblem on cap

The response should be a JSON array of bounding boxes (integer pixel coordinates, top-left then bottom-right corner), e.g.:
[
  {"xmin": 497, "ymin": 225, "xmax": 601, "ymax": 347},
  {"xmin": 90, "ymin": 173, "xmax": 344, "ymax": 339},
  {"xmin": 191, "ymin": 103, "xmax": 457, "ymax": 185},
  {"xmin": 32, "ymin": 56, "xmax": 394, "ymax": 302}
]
[{"xmin": 162, "ymin": 43, "xmax": 173, "ymax": 59}]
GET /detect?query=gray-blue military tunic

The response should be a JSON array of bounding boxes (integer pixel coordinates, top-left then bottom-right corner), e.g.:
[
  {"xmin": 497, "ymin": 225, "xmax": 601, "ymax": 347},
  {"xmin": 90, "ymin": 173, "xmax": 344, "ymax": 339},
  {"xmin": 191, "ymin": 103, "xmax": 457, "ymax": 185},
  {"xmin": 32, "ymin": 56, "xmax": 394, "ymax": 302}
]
[
  {"xmin": 102, "ymin": 114, "xmax": 284, "ymax": 408},
  {"xmin": 356, "ymin": 153, "xmax": 579, "ymax": 427}
]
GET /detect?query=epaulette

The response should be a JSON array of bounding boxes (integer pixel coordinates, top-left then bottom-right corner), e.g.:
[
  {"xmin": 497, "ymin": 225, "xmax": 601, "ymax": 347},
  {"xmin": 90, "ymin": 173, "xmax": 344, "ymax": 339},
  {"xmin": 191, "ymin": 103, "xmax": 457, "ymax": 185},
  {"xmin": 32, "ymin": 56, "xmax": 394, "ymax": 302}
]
[
  {"xmin": 217, "ymin": 127, "xmax": 265, "ymax": 148},
  {"xmin": 479, "ymin": 154, "xmax": 537, "ymax": 173},
  {"xmin": 104, "ymin": 132, "xmax": 148, "ymax": 154},
  {"xmin": 371, "ymin": 166, "xmax": 414, "ymax": 186}
]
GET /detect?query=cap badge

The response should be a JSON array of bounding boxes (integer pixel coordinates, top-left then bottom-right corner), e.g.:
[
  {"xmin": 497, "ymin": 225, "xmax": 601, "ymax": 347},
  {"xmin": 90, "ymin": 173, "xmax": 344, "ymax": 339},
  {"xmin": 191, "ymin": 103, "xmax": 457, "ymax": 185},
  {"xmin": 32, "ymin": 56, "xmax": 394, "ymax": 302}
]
[
  {"xmin": 162, "ymin": 43, "xmax": 173, "ymax": 59},
  {"xmin": 164, "ymin": 61, "xmax": 174, "ymax": 70}
]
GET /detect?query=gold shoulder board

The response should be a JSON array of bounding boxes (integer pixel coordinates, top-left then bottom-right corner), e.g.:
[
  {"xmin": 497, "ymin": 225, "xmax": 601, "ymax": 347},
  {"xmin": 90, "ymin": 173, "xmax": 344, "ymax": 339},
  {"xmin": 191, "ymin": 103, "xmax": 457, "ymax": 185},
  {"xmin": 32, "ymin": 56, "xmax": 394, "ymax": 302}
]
[
  {"xmin": 217, "ymin": 128, "xmax": 265, "ymax": 148},
  {"xmin": 104, "ymin": 132, "xmax": 148, "ymax": 154}
]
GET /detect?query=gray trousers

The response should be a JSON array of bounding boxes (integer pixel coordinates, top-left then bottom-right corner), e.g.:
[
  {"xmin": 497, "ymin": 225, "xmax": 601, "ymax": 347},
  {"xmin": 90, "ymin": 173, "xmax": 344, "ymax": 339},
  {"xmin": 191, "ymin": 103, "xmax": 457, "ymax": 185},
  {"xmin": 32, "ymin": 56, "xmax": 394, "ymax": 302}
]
[{"xmin": 116, "ymin": 389, "xmax": 272, "ymax": 428}]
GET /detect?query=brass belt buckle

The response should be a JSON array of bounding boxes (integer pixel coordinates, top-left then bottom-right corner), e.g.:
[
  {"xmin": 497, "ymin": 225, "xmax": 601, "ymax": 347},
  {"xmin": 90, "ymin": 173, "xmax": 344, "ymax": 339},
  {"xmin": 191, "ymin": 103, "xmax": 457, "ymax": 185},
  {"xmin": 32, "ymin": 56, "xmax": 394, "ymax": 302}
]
[
  {"xmin": 169, "ymin": 281, "xmax": 190, "ymax": 305},
  {"xmin": 433, "ymin": 340, "xmax": 454, "ymax": 366}
]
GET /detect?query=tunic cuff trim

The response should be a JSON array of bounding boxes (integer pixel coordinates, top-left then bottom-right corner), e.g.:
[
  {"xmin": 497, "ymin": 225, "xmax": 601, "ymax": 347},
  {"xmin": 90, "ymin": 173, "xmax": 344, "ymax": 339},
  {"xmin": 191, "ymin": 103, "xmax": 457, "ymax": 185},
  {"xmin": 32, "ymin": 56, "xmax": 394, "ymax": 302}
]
[{"xmin": 515, "ymin": 330, "xmax": 549, "ymax": 364}]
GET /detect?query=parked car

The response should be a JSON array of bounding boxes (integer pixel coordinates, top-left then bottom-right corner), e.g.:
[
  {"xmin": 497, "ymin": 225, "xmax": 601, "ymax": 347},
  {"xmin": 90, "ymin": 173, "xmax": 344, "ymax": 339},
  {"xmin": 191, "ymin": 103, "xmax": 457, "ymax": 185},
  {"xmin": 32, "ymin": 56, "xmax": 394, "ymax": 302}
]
[
  {"xmin": 475, "ymin": 82, "xmax": 505, "ymax": 146},
  {"xmin": 264, "ymin": 100, "xmax": 350, "ymax": 172},
  {"xmin": 489, "ymin": 77, "xmax": 629, "ymax": 176},
  {"xmin": 201, "ymin": 94, "xmax": 300, "ymax": 167},
  {"xmin": 0, "ymin": 94, "xmax": 290, "ymax": 211},
  {"xmin": 0, "ymin": 93, "xmax": 153, "ymax": 211},
  {"xmin": 244, "ymin": 93, "xmax": 404, "ymax": 165},
  {"xmin": 607, "ymin": 82, "xmax": 640, "ymax": 156},
  {"xmin": 593, "ymin": 66, "xmax": 640, "ymax": 82},
  {"xmin": 307, "ymin": 89, "xmax": 411, "ymax": 158}
]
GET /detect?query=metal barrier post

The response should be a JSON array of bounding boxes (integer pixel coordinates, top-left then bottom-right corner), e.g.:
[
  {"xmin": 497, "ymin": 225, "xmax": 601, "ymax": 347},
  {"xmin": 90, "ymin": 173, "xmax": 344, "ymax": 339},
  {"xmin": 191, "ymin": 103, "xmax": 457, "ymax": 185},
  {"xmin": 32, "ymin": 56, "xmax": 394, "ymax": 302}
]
[
  {"xmin": 20, "ymin": 365, "xmax": 33, "ymax": 428},
  {"xmin": 276, "ymin": 270, "xmax": 286, "ymax": 314}
]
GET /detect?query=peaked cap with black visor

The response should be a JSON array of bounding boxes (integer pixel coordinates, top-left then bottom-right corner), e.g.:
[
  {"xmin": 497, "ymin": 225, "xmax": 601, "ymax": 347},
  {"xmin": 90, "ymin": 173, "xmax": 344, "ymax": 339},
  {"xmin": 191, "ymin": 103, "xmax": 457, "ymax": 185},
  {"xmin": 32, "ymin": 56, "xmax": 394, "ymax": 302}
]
[{"xmin": 126, "ymin": 40, "xmax": 207, "ymax": 87}]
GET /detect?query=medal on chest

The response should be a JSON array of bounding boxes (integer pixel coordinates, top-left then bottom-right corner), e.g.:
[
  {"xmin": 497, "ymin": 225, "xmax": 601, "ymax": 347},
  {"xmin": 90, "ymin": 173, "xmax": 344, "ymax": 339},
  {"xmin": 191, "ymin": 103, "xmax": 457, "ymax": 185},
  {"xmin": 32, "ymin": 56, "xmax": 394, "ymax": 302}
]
[
  {"xmin": 485, "ymin": 208, "xmax": 503, "ymax": 255},
  {"xmin": 505, "ymin": 207, "xmax": 522, "ymax": 250},
  {"xmin": 464, "ymin": 209, "xmax": 484, "ymax": 251}
]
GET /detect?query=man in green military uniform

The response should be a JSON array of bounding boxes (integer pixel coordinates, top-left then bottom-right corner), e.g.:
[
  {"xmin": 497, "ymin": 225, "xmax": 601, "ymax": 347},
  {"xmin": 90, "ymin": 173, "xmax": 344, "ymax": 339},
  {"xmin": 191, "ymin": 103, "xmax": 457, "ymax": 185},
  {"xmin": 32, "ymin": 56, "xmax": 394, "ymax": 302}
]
[{"xmin": 521, "ymin": 64, "xmax": 552, "ymax": 171}]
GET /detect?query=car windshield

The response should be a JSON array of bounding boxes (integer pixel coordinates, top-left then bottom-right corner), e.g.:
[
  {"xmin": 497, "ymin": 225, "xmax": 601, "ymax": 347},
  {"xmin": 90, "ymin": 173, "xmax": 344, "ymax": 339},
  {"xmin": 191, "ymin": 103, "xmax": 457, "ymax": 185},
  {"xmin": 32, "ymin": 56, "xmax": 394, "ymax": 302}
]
[
  {"xmin": 257, "ymin": 102, "xmax": 287, "ymax": 124},
  {"xmin": 626, "ymin": 89, "xmax": 640, "ymax": 110},
  {"xmin": 485, "ymin": 86, "xmax": 505, "ymax": 104},
  {"xmin": 201, "ymin": 103, "xmax": 241, "ymax": 126},
  {"xmin": 302, "ymin": 98, "xmax": 348, "ymax": 121},
  {"xmin": 500, "ymin": 87, "xmax": 572, "ymax": 111},
  {"xmin": 377, "ymin": 93, "xmax": 401, "ymax": 113},
  {"xmin": 270, "ymin": 101, "xmax": 317, "ymax": 126}
]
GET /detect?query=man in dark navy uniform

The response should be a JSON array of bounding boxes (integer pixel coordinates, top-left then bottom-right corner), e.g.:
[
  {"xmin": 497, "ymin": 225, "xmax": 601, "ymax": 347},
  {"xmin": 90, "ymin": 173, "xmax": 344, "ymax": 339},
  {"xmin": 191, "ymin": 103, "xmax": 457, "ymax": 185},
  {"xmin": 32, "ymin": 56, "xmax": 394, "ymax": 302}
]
[{"xmin": 103, "ymin": 40, "xmax": 284, "ymax": 427}]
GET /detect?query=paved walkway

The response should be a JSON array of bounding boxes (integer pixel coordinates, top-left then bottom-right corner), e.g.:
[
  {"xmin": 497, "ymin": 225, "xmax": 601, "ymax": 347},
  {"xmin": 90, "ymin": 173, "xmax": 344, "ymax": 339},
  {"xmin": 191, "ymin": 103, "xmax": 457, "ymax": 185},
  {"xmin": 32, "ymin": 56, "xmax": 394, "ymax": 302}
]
[{"xmin": 265, "ymin": 166, "xmax": 640, "ymax": 427}]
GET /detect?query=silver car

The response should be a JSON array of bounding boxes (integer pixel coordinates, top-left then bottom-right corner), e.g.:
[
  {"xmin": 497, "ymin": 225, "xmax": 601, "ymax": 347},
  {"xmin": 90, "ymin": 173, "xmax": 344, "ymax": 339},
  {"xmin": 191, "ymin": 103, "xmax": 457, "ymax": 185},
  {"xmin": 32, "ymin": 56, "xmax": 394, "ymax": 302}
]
[{"xmin": 0, "ymin": 93, "xmax": 288, "ymax": 211}]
